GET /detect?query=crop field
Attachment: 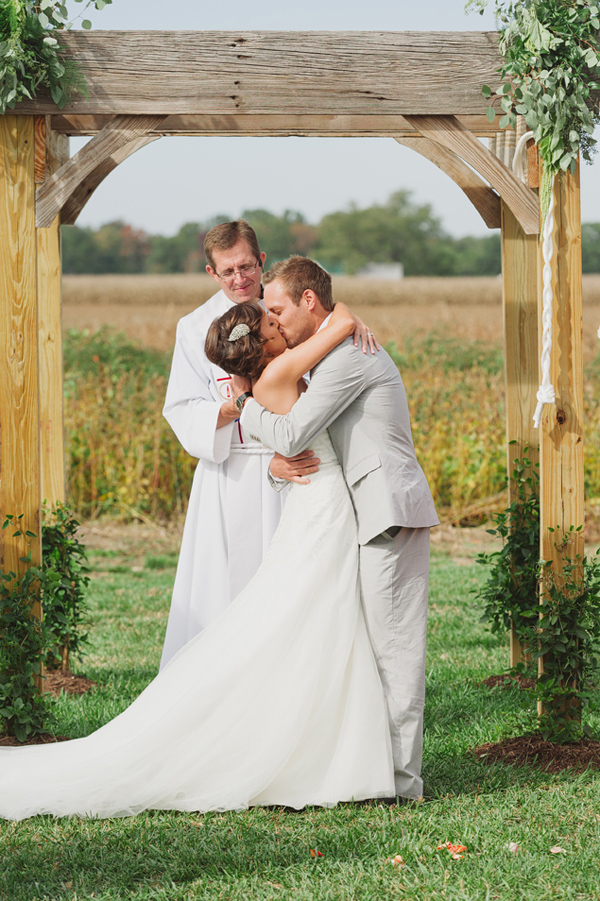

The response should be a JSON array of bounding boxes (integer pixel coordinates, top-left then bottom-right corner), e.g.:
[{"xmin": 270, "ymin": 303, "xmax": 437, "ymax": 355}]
[{"xmin": 61, "ymin": 275, "xmax": 600, "ymax": 523}]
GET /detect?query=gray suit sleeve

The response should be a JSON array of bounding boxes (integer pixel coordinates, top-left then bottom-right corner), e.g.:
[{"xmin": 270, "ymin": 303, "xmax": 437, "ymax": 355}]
[{"xmin": 241, "ymin": 341, "xmax": 366, "ymax": 456}]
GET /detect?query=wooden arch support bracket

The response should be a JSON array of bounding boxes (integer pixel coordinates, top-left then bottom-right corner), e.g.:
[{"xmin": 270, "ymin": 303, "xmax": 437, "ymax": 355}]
[
  {"xmin": 60, "ymin": 133, "xmax": 161, "ymax": 225},
  {"xmin": 404, "ymin": 115, "xmax": 539, "ymax": 235},
  {"xmin": 394, "ymin": 136, "xmax": 501, "ymax": 229},
  {"xmin": 35, "ymin": 114, "xmax": 166, "ymax": 228}
]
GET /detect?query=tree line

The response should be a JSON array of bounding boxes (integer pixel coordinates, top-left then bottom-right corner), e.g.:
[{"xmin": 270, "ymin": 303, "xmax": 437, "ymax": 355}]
[{"xmin": 61, "ymin": 190, "xmax": 600, "ymax": 276}]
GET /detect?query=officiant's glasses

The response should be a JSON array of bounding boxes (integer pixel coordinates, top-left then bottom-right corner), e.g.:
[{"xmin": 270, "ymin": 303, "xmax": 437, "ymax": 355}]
[{"xmin": 215, "ymin": 261, "xmax": 261, "ymax": 283}]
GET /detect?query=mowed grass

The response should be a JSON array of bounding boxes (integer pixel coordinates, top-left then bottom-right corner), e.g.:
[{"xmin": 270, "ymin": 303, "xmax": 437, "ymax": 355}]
[{"xmin": 2, "ymin": 546, "xmax": 600, "ymax": 901}]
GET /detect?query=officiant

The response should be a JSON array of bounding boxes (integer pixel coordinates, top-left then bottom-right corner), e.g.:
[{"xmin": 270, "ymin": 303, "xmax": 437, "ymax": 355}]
[{"xmin": 159, "ymin": 221, "xmax": 319, "ymax": 668}]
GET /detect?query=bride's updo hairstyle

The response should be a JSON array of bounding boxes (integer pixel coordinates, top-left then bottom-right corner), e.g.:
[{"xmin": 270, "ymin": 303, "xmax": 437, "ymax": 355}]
[{"xmin": 205, "ymin": 301, "xmax": 267, "ymax": 379}]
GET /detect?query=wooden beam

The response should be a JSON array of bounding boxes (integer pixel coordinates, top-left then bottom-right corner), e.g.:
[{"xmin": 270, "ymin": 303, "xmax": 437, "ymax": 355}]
[
  {"xmin": 0, "ymin": 116, "xmax": 42, "ymax": 599},
  {"xmin": 11, "ymin": 31, "xmax": 504, "ymax": 121},
  {"xmin": 35, "ymin": 114, "xmax": 165, "ymax": 228},
  {"xmin": 46, "ymin": 112, "xmax": 504, "ymax": 139},
  {"xmin": 538, "ymin": 162, "xmax": 585, "ymax": 714},
  {"xmin": 405, "ymin": 114, "xmax": 540, "ymax": 234},
  {"xmin": 37, "ymin": 118, "xmax": 69, "ymax": 507},
  {"xmin": 395, "ymin": 135, "xmax": 501, "ymax": 229}
]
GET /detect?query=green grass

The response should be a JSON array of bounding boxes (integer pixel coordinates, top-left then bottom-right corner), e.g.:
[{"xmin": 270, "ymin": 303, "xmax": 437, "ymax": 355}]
[{"xmin": 2, "ymin": 548, "xmax": 600, "ymax": 901}]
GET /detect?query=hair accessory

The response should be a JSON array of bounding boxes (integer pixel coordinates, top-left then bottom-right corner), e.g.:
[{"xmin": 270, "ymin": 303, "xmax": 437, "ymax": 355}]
[{"xmin": 228, "ymin": 323, "xmax": 251, "ymax": 342}]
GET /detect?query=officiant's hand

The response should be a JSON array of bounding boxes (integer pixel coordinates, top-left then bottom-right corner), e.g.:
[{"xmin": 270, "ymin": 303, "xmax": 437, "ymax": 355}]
[{"xmin": 270, "ymin": 450, "xmax": 320, "ymax": 485}]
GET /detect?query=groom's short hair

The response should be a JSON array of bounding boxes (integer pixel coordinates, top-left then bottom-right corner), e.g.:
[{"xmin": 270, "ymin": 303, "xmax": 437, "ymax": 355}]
[
  {"xmin": 264, "ymin": 257, "xmax": 333, "ymax": 311},
  {"xmin": 204, "ymin": 220, "xmax": 261, "ymax": 270}
]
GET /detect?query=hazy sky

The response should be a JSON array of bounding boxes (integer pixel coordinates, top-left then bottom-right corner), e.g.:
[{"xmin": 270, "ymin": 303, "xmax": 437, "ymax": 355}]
[{"xmin": 69, "ymin": 0, "xmax": 599, "ymax": 238}]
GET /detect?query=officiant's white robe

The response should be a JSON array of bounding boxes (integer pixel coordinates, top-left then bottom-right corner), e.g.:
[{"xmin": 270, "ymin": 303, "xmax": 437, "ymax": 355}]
[{"xmin": 159, "ymin": 289, "xmax": 285, "ymax": 669}]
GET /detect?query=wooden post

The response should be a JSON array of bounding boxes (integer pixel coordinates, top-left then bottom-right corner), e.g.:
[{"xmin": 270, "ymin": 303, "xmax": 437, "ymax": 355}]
[
  {"xmin": 500, "ymin": 136, "xmax": 540, "ymax": 668},
  {"xmin": 0, "ymin": 115, "xmax": 42, "ymax": 630},
  {"xmin": 538, "ymin": 160, "xmax": 585, "ymax": 718},
  {"xmin": 36, "ymin": 116, "xmax": 69, "ymax": 510}
]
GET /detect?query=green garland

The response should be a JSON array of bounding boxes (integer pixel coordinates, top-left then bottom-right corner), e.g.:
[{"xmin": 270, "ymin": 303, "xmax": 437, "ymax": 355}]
[
  {"xmin": 467, "ymin": 0, "xmax": 600, "ymax": 216},
  {"xmin": 0, "ymin": 0, "xmax": 111, "ymax": 114}
]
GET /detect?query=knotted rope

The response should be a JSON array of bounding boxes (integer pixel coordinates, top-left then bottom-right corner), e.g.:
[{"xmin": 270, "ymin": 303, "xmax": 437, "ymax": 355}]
[
  {"xmin": 511, "ymin": 129, "xmax": 556, "ymax": 430},
  {"xmin": 533, "ymin": 186, "xmax": 556, "ymax": 429}
]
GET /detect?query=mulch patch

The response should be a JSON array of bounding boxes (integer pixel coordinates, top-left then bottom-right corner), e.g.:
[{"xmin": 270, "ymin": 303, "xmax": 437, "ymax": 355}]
[
  {"xmin": 0, "ymin": 672, "xmax": 96, "ymax": 747},
  {"xmin": 482, "ymin": 672, "xmax": 537, "ymax": 691},
  {"xmin": 42, "ymin": 670, "xmax": 97, "ymax": 698},
  {"xmin": 474, "ymin": 734, "xmax": 600, "ymax": 774}
]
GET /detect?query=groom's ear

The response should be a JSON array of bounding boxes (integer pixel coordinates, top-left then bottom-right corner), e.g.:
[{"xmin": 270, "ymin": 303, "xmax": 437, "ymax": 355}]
[{"xmin": 303, "ymin": 289, "xmax": 318, "ymax": 311}]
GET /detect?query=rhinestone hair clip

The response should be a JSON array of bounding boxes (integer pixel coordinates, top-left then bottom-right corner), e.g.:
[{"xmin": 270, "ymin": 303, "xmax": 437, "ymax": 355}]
[{"xmin": 228, "ymin": 323, "xmax": 251, "ymax": 342}]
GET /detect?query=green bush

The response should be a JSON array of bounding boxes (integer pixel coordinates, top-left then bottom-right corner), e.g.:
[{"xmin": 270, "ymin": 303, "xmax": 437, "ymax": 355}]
[
  {"xmin": 0, "ymin": 517, "xmax": 55, "ymax": 742},
  {"xmin": 42, "ymin": 503, "xmax": 91, "ymax": 671}
]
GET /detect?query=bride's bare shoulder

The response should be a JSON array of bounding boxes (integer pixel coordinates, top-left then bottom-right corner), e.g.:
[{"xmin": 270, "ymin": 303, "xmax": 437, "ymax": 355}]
[{"xmin": 256, "ymin": 350, "xmax": 294, "ymax": 388}]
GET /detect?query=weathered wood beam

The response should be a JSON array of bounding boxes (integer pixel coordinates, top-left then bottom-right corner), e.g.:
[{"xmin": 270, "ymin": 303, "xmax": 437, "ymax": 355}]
[
  {"xmin": 0, "ymin": 116, "xmax": 42, "ymax": 603},
  {"xmin": 47, "ymin": 112, "xmax": 502, "ymax": 139},
  {"xmin": 13, "ymin": 31, "xmax": 503, "ymax": 122},
  {"xmin": 395, "ymin": 135, "xmax": 501, "ymax": 229},
  {"xmin": 35, "ymin": 114, "xmax": 165, "ymax": 228},
  {"xmin": 61, "ymin": 134, "xmax": 160, "ymax": 225},
  {"xmin": 405, "ymin": 114, "xmax": 540, "ymax": 234}
]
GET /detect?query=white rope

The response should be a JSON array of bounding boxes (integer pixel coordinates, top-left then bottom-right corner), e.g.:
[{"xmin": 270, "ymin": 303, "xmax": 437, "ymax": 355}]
[
  {"xmin": 533, "ymin": 182, "xmax": 556, "ymax": 429},
  {"xmin": 512, "ymin": 130, "xmax": 534, "ymax": 183},
  {"xmin": 509, "ymin": 130, "xmax": 556, "ymax": 429}
]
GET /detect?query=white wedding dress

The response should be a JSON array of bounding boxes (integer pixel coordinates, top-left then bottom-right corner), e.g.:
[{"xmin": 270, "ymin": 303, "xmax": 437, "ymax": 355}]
[{"xmin": 0, "ymin": 433, "xmax": 394, "ymax": 820}]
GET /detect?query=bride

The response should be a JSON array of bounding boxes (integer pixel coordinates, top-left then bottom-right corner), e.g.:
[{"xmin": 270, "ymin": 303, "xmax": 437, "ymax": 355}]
[{"xmin": 0, "ymin": 301, "xmax": 394, "ymax": 821}]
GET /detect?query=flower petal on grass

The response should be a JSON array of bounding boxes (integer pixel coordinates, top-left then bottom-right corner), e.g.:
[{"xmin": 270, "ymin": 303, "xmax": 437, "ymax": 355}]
[
  {"xmin": 507, "ymin": 842, "xmax": 519, "ymax": 853},
  {"xmin": 550, "ymin": 846, "xmax": 566, "ymax": 854},
  {"xmin": 436, "ymin": 842, "xmax": 467, "ymax": 859},
  {"xmin": 384, "ymin": 854, "xmax": 406, "ymax": 867},
  {"xmin": 309, "ymin": 849, "xmax": 324, "ymax": 858}
]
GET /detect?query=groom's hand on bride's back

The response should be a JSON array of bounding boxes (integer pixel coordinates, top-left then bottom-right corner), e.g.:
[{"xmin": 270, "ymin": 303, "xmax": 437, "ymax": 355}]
[{"xmin": 270, "ymin": 450, "xmax": 320, "ymax": 484}]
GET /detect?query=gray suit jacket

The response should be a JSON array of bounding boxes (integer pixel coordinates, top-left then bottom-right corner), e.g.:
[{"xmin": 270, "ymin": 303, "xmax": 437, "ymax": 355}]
[{"xmin": 241, "ymin": 338, "xmax": 439, "ymax": 545}]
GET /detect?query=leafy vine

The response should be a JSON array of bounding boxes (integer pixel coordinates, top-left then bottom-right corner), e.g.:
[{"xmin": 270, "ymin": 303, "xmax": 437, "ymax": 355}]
[
  {"xmin": 475, "ymin": 454, "xmax": 600, "ymax": 744},
  {"xmin": 467, "ymin": 0, "xmax": 600, "ymax": 215},
  {"xmin": 0, "ymin": 0, "xmax": 112, "ymax": 114}
]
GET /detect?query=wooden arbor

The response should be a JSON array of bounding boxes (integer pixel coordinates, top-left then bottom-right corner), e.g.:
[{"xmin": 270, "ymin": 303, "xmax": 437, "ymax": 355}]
[{"xmin": 0, "ymin": 31, "xmax": 584, "ymax": 666}]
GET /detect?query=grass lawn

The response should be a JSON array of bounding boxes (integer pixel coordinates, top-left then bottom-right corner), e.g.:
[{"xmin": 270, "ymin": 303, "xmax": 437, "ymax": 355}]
[{"xmin": 2, "ymin": 537, "xmax": 600, "ymax": 901}]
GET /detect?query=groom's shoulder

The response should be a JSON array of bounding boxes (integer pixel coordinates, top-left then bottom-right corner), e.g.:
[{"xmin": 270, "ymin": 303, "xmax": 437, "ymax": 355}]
[
  {"xmin": 312, "ymin": 336, "xmax": 362, "ymax": 373},
  {"xmin": 319, "ymin": 338, "xmax": 398, "ymax": 374}
]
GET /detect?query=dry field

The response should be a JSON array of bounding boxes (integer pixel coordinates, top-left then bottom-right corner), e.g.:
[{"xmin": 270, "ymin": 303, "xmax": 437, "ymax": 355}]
[
  {"xmin": 60, "ymin": 273, "xmax": 600, "ymax": 524},
  {"xmin": 62, "ymin": 273, "xmax": 600, "ymax": 359}
]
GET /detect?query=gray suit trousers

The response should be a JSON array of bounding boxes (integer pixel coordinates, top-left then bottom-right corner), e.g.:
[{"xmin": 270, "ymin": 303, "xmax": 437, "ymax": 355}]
[{"xmin": 359, "ymin": 526, "xmax": 430, "ymax": 800}]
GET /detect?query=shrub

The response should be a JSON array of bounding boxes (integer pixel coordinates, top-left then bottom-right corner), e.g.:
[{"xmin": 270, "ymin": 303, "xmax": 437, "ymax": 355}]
[
  {"xmin": 0, "ymin": 517, "xmax": 55, "ymax": 742},
  {"xmin": 42, "ymin": 503, "xmax": 90, "ymax": 672}
]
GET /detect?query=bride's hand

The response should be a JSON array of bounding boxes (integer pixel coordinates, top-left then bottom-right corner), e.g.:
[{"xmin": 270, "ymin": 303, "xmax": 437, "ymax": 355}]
[{"xmin": 351, "ymin": 314, "xmax": 379, "ymax": 355}]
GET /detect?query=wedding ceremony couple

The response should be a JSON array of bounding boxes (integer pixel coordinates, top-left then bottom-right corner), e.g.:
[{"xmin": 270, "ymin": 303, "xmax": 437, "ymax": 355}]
[{"xmin": 0, "ymin": 221, "xmax": 438, "ymax": 821}]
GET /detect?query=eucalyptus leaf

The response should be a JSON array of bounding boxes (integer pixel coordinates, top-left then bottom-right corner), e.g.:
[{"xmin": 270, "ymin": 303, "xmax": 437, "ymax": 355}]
[
  {"xmin": 470, "ymin": 0, "xmax": 600, "ymax": 179},
  {"xmin": 0, "ymin": 0, "xmax": 110, "ymax": 114}
]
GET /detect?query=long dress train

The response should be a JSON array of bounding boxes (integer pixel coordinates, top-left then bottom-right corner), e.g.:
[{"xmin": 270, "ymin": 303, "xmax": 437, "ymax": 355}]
[{"xmin": 0, "ymin": 433, "xmax": 394, "ymax": 820}]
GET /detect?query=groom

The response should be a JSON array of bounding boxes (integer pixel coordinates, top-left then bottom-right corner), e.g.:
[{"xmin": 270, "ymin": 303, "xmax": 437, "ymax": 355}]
[{"xmin": 236, "ymin": 256, "xmax": 439, "ymax": 801}]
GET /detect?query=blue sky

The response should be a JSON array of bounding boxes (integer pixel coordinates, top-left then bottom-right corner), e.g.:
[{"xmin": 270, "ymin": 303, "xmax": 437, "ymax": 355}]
[{"xmin": 69, "ymin": 0, "xmax": 599, "ymax": 238}]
